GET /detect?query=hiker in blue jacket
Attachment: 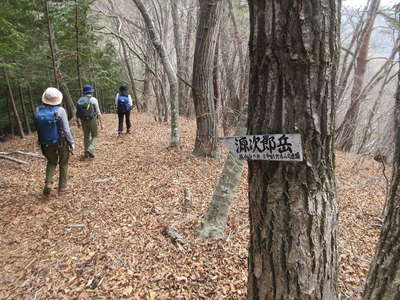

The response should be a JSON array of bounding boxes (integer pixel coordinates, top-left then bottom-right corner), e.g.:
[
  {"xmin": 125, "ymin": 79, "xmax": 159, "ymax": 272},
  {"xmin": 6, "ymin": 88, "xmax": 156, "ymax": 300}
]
[
  {"xmin": 115, "ymin": 85, "xmax": 133, "ymax": 136},
  {"xmin": 34, "ymin": 87, "xmax": 75, "ymax": 195}
]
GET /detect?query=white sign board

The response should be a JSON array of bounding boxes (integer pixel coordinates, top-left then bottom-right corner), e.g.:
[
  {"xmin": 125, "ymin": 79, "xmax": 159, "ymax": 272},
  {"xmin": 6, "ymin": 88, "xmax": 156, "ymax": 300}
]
[{"xmin": 222, "ymin": 134, "xmax": 303, "ymax": 161}]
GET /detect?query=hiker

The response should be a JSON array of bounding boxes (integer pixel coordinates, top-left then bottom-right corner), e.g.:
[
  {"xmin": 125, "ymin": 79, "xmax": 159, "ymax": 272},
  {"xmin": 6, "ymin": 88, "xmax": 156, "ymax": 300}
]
[
  {"xmin": 34, "ymin": 87, "xmax": 75, "ymax": 195},
  {"xmin": 115, "ymin": 85, "xmax": 133, "ymax": 136},
  {"xmin": 76, "ymin": 84, "xmax": 103, "ymax": 158}
]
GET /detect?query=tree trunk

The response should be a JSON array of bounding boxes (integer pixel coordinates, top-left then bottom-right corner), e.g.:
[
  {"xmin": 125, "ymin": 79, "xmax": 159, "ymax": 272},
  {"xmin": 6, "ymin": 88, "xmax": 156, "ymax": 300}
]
[
  {"xmin": 192, "ymin": 0, "xmax": 223, "ymax": 157},
  {"xmin": 362, "ymin": 9, "xmax": 400, "ymax": 298},
  {"xmin": 132, "ymin": 0, "xmax": 180, "ymax": 147},
  {"xmin": 213, "ymin": 32, "xmax": 220, "ymax": 131},
  {"xmin": 107, "ymin": 0, "xmax": 140, "ymax": 111},
  {"xmin": 4, "ymin": 68, "xmax": 25, "ymax": 138},
  {"xmin": 5, "ymin": 88, "xmax": 15, "ymax": 136},
  {"xmin": 44, "ymin": 0, "xmax": 76, "ymax": 120},
  {"xmin": 18, "ymin": 85, "xmax": 31, "ymax": 134},
  {"xmin": 198, "ymin": 103, "xmax": 247, "ymax": 239},
  {"xmin": 182, "ymin": 5, "xmax": 194, "ymax": 117},
  {"xmin": 121, "ymin": 39, "xmax": 140, "ymax": 111},
  {"xmin": 27, "ymin": 84, "xmax": 35, "ymax": 118},
  {"xmin": 170, "ymin": 0, "xmax": 185, "ymax": 116},
  {"xmin": 247, "ymin": 1, "xmax": 339, "ymax": 299},
  {"xmin": 142, "ymin": 65, "xmax": 151, "ymax": 112},
  {"xmin": 75, "ymin": 0, "xmax": 82, "ymax": 91},
  {"xmin": 336, "ymin": 0, "xmax": 381, "ymax": 151}
]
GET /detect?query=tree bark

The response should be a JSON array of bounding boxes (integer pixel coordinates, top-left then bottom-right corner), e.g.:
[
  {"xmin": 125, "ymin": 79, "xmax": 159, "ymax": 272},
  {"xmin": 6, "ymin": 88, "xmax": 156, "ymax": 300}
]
[
  {"xmin": 247, "ymin": 0, "xmax": 339, "ymax": 299},
  {"xmin": 182, "ymin": 5, "xmax": 194, "ymax": 117},
  {"xmin": 132, "ymin": 0, "xmax": 180, "ymax": 147},
  {"xmin": 192, "ymin": 0, "xmax": 223, "ymax": 157},
  {"xmin": 4, "ymin": 68, "xmax": 24, "ymax": 138},
  {"xmin": 170, "ymin": 0, "xmax": 185, "ymax": 116},
  {"xmin": 198, "ymin": 103, "xmax": 247, "ymax": 239}
]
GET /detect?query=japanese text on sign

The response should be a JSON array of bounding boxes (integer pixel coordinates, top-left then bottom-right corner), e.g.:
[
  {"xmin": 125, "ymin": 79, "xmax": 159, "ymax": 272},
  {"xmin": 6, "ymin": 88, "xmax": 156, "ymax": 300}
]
[{"xmin": 222, "ymin": 134, "xmax": 303, "ymax": 161}]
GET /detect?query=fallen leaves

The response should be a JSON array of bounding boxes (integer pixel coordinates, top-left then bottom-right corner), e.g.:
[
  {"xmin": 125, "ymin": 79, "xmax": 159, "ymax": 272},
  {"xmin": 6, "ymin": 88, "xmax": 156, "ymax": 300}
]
[{"xmin": 0, "ymin": 113, "xmax": 388, "ymax": 299}]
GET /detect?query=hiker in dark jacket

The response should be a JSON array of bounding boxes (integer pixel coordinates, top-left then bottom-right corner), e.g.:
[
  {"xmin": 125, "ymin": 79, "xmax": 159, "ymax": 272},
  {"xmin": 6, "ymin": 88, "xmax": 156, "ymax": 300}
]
[
  {"xmin": 76, "ymin": 84, "xmax": 103, "ymax": 158},
  {"xmin": 115, "ymin": 85, "xmax": 133, "ymax": 136},
  {"xmin": 34, "ymin": 87, "xmax": 75, "ymax": 195}
]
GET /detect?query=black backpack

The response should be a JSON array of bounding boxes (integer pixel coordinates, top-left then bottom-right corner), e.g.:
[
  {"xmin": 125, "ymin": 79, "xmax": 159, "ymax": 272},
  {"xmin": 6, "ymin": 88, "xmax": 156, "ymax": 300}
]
[{"xmin": 76, "ymin": 96, "xmax": 96, "ymax": 120}]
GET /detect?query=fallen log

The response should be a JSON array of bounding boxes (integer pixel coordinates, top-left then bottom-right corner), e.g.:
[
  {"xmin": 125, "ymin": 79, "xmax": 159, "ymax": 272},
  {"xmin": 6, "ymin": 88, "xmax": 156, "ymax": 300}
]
[{"xmin": 0, "ymin": 154, "xmax": 27, "ymax": 164}]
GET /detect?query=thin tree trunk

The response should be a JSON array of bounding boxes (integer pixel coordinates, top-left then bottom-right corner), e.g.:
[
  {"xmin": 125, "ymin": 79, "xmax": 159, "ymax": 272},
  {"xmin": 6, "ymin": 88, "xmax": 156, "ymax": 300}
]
[
  {"xmin": 192, "ymin": 0, "xmax": 223, "ymax": 157},
  {"xmin": 5, "ymin": 88, "xmax": 15, "ymax": 136},
  {"xmin": 247, "ymin": 0, "xmax": 339, "ymax": 298},
  {"xmin": 199, "ymin": 103, "xmax": 247, "ymax": 239},
  {"xmin": 183, "ymin": 6, "xmax": 194, "ymax": 117},
  {"xmin": 142, "ymin": 65, "xmax": 151, "ymax": 112},
  {"xmin": 75, "ymin": 0, "xmax": 82, "ymax": 91},
  {"xmin": 170, "ymin": 0, "xmax": 185, "ymax": 116},
  {"xmin": 121, "ymin": 40, "xmax": 140, "ymax": 111},
  {"xmin": 28, "ymin": 84, "xmax": 35, "ymax": 118},
  {"xmin": 336, "ymin": 0, "xmax": 381, "ymax": 151},
  {"xmin": 18, "ymin": 85, "xmax": 31, "ymax": 134},
  {"xmin": 44, "ymin": 0, "xmax": 76, "ymax": 120},
  {"xmin": 4, "ymin": 69, "xmax": 24, "ymax": 138},
  {"xmin": 132, "ymin": 0, "xmax": 180, "ymax": 147}
]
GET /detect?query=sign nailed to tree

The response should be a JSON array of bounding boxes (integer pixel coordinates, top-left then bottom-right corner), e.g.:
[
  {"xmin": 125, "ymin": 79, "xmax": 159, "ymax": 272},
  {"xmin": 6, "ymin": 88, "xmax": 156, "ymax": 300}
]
[{"xmin": 222, "ymin": 134, "xmax": 303, "ymax": 161}]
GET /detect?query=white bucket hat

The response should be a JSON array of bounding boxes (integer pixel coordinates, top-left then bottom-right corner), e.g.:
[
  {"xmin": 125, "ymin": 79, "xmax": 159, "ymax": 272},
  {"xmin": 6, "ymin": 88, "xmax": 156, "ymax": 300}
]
[{"xmin": 42, "ymin": 87, "xmax": 63, "ymax": 106}]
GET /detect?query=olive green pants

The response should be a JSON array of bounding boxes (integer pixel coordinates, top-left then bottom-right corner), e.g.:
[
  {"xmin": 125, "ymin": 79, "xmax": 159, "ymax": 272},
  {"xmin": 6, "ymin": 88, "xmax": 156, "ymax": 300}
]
[
  {"xmin": 41, "ymin": 141, "xmax": 70, "ymax": 189},
  {"xmin": 81, "ymin": 117, "xmax": 98, "ymax": 154}
]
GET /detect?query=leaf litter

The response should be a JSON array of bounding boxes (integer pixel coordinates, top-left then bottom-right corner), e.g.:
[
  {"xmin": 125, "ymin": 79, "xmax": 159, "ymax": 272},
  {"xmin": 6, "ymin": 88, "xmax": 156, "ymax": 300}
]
[{"xmin": 0, "ymin": 113, "xmax": 387, "ymax": 299}]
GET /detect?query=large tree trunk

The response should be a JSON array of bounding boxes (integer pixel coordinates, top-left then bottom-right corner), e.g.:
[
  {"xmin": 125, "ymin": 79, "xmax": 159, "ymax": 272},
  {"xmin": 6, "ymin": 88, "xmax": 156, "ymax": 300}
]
[
  {"xmin": 198, "ymin": 103, "xmax": 247, "ymax": 239},
  {"xmin": 362, "ymin": 13, "xmax": 400, "ymax": 298},
  {"xmin": 4, "ymin": 68, "xmax": 25, "ymax": 138},
  {"xmin": 131, "ymin": 0, "xmax": 180, "ymax": 147},
  {"xmin": 247, "ymin": 1, "xmax": 339, "ymax": 299},
  {"xmin": 192, "ymin": 0, "xmax": 223, "ymax": 157},
  {"xmin": 336, "ymin": 0, "xmax": 381, "ymax": 151}
]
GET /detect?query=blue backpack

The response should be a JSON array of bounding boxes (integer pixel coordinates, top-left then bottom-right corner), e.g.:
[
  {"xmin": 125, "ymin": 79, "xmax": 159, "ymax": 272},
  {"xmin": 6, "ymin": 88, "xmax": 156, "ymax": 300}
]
[
  {"xmin": 34, "ymin": 105, "xmax": 62, "ymax": 147},
  {"xmin": 76, "ymin": 96, "xmax": 97, "ymax": 120},
  {"xmin": 117, "ymin": 94, "xmax": 132, "ymax": 114}
]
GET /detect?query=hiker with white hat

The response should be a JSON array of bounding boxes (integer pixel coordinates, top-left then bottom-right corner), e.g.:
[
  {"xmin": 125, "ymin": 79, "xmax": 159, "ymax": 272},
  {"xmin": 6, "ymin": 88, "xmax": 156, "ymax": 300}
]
[
  {"xmin": 34, "ymin": 87, "xmax": 75, "ymax": 196},
  {"xmin": 76, "ymin": 84, "xmax": 103, "ymax": 158}
]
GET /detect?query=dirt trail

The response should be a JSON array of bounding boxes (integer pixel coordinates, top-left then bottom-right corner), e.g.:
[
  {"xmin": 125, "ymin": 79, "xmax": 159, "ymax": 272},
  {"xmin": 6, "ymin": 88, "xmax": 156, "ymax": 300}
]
[{"xmin": 0, "ymin": 113, "xmax": 387, "ymax": 299}]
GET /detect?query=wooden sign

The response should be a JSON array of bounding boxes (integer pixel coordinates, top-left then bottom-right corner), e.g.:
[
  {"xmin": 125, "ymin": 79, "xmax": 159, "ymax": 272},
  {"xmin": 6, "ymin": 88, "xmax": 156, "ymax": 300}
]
[{"xmin": 221, "ymin": 134, "xmax": 303, "ymax": 161}]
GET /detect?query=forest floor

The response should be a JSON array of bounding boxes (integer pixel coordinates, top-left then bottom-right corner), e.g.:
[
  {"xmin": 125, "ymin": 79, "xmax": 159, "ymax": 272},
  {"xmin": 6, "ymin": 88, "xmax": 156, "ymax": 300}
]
[{"xmin": 0, "ymin": 113, "xmax": 388, "ymax": 299}]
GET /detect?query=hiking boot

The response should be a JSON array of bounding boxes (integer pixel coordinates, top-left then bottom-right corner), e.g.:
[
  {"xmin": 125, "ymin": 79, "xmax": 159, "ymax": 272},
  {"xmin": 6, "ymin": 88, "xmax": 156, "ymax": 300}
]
[
  {"xmin": 86, "ymin": 150, "xmax": 95, "ymax": 158},
  {"xmin": 43, "ymin": 185, "xmax": 51, "ymax": 196},
  {"xmin": 58, "ymin": 186, "xmax": 70, "ymax": 195}
]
